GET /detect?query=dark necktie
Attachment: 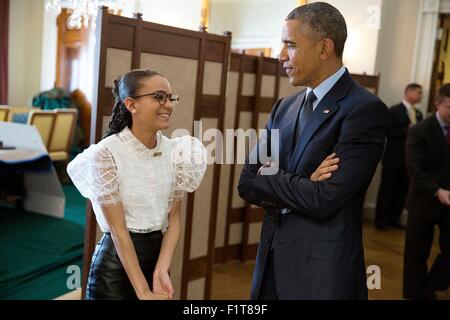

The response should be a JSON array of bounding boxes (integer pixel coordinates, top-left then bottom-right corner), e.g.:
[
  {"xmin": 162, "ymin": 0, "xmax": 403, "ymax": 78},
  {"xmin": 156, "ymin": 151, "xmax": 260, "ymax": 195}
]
[
  {"xmin": 445, "ymin": 125, "xmax": 450, "ymax": 148},
  {"xmin": 295, "ymin": 91, "xmax": 317, "ymax": 145}
]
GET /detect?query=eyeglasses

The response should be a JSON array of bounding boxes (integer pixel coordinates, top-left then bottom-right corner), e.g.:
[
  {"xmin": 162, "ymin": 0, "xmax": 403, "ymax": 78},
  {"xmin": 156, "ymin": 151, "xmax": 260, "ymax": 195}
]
[{"xmin": 131, "ymin": 90, "xmax": 179, "ymax": 107}]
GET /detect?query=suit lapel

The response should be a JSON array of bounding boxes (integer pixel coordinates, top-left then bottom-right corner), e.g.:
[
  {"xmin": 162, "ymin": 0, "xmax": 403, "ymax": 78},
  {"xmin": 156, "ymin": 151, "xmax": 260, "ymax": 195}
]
[
  {"xmin": 279, "ymin": 90, "xmax": 306, "ymax": 169},
  {"xmin": 432, "ymin": 115, "xmax": 450, "ymax": 160},
  {"xmin": 400, "ymin": 104, "xmax": 411, "ymax": 125},
  {"xmin": 288, "ymin": 98, "xmax": 339, "ymax": 171},
  {"xmin": 287, "ymin": 70, "xmax": 353, "ymax": 172}
]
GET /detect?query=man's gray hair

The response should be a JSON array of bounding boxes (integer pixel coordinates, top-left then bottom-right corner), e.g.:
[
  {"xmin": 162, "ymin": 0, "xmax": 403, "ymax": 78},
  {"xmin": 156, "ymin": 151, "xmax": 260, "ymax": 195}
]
[{"xmin": 286, "ymin": 2, "xmax": 347, "ymax": 58}]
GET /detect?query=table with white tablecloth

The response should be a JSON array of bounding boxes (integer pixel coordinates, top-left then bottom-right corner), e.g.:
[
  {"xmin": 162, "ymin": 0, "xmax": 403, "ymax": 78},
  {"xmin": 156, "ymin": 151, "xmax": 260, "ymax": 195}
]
[{"xmin": 0, "ymin": 122, "xmax": 65, "ymax": 218}]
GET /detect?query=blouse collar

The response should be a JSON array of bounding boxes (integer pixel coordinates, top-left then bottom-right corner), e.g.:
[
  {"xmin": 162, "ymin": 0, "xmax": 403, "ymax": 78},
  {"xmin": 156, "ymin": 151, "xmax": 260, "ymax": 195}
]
[{"xmin": 120, "ymin": 126, "xmax": 163, "ymax": 159}]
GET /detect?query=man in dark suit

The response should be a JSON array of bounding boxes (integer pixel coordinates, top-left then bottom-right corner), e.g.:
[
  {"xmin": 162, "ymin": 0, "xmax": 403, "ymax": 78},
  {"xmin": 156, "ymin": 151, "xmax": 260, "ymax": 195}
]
[
  {"xmin": 403, "ymin": 83, "xmax": 450, "ymax": 300},
  {"xmin": 238, "ymin": 2, "xmax": 389, "ymax": 300},
  {"xmin": 375, "ymin": 84, "xmax": 424, "ymax": 229}
]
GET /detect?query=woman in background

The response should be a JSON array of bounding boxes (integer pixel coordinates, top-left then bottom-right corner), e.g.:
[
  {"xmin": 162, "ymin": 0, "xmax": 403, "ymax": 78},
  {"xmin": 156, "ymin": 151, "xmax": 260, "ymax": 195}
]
[{"xmin": 67, "ymin": 69, "xmax": 207, "ymax": 300}]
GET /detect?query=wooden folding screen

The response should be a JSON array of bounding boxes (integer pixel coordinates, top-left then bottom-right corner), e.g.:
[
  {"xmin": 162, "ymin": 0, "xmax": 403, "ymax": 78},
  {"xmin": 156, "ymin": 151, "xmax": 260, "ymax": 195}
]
[
  {"xmin": 352, "ymin": 73, "xmax": 380, "ymax": 95},
  {"xmin": 84, "ymin": 7, "xmax": 231, "ymax": 300}
]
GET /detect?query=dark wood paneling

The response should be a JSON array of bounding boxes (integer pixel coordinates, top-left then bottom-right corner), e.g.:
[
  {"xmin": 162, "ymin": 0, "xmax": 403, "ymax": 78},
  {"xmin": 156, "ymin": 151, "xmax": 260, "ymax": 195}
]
[
  {"xmin": 229, "ymin": 53, "xmax": 240, "ymax": 71},
  {"xmin": 351, "ymin": 73, "xmax": 380, "ymax": 95},
  {"xmin": 180, "ymin": 28, "xmax": 207, "ymax": 300},
  {"xmin": 101, "ymin": 87, "xmax": 114, "ymax": 116},
  {"xmin": 223, "ymin": 52, "xmax": 245, "ymax": 265},
  {"xmin": 83, "ymin": 7, "xmax": 111, "ymax": 298},
  {"xmin": 109, "ymin": 13, "xmax": 139, "ymax": 26},
  {"xmin": 81, "ymin": 202, "xmax": 96, "ymax": 299},
  {"xmin": 205, "ymin": 40, "xmax": 225, "ymax": 62},
  {"xmin": 107, "ymin": 22, "xmax": 135, "ymax": 50},
  {"xmin": 215, "ymin": 244, "xmax": 240, "ymax": 262},
  {"xmin": 214, "ymin": 244, "xmax": 258, "ymax": 263},
  {"xmin": 259, "ymin": 97, "xmax": 275, "ymax": 113},
  {"xmin": 131, "ymin": 13, "xmax": 142, "ymax": 69},
  {"xmin": 243, "ymin": 244, "xmax": 258, "ymax": 261},
  {"xmin": 230, "ymin": 207, "xmax": 264, "ymax": 223},
  {"xmin": 187, "ymin": 256, "xmax": 208, "ymax": 281},
  {"xmin": 242, "ymin": 56, "xmax": 258, "ymax": 73},
  {"xmin": 237, "ymin": 96, "xmax": 273, "ymax": 112},
  {"xmin": 141, "ymin": 28, "xmax": 200, "ymax": 60},
  {"xmin": 238, "ymin": 96, "xmax": 255, "ymax": 112},
  {"xmin": 198, "ymin": 94, "xmax": 220, "ymax": 118},
  {"xmin": 230, "ymin": 208, "xmax": 244, "ymax": 224},
  {"xmin": 241, "ymin": 54, "xmax": 262, "ymax": 261},
  {"xmin": 262, "ymin": 58, "xmax": 279, "ymax": 75},
  {"xmin": 203, "ymin": 31, "xmax": 232, "ymax": 300}
]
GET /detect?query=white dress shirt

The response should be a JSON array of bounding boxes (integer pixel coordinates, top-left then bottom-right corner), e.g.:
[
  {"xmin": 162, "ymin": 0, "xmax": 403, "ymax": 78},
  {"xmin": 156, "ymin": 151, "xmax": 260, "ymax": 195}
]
[{"xmin": 402, "ymin": 99, "xmax": 417, "ymax": 124}]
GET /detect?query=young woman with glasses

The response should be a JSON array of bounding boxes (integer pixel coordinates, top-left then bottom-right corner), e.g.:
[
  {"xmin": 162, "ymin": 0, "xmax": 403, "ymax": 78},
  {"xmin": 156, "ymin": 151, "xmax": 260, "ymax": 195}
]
[{"xmin": 67, "ymin": 69, "xmax": 207, "ymax": 300}]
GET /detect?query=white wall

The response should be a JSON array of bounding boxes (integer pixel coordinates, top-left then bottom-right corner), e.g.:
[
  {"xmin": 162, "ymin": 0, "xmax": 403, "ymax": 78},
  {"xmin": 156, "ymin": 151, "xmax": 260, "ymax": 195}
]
[
  {"xmin": 313, "ymin": 0, "xmax": 382, "ymax": 75},
  {"xmin": 210, "ymin": 0, "xmax": 298, "ymax": 55},
  {"xmin": 375, "ymin": 0, "xmax": 422, "ymax": 108},
  {"xmin": 210, "ymin": 0, "xmax": 382, "ymax": 75},
  {"xmin": 40, "ymin": 4, "xmax": 58, "ymax": 92},
  {"xmin": 138, "ymin": 0, "xmax": 203, "ymax": 31},
  {"xmin": 8, "ymin": 0, "xmax": 45, "ymax": 106}
]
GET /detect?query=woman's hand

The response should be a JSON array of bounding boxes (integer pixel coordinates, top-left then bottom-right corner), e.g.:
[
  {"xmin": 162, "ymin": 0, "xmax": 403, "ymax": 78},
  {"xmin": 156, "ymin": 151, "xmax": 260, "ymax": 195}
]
[
  {"xmin": 137, "ymin": 288, "xmax": 169, "ymax": 300},
  {"xmin": 153, "ymin": 269, "xmax": 174, "ymax": 299},
  {"xmin": 310, "ymin": 153, "xmax": 340, "ymax": 182}
]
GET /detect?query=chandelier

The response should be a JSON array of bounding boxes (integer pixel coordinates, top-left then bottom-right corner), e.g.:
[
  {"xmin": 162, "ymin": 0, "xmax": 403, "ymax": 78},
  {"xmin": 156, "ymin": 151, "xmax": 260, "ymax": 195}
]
[{"xmin": 45, "ymin": 0, "xmax": 129, "ymax": 30}]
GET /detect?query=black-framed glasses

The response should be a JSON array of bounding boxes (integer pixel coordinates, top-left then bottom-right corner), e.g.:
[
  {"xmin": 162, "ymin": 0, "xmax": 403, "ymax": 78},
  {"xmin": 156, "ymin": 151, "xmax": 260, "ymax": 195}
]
[{"xmin": 131, "ymin": 90, "xmax": 179, "ymax": 107}]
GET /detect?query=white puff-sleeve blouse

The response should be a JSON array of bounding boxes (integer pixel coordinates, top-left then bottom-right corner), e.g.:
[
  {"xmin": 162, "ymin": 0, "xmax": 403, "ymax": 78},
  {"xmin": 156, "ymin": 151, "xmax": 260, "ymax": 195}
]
[{"xmin": 67, "ymin": 127, "xmax": 207, "ymax": 233}]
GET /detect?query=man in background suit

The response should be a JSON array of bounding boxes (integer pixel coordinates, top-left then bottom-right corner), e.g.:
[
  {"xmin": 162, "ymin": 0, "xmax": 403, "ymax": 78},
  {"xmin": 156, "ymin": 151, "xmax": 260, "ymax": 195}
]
[
  {"xmin": 403, "ymin": 83, "xmax": 450, "ymax": 300},
  {"xmin": 238, "ymin": 2, "xmax": 389, "ymax": 299},
  {"xmin": 376, "ymin": 84, "xmax": 424, "ymax": 229}
]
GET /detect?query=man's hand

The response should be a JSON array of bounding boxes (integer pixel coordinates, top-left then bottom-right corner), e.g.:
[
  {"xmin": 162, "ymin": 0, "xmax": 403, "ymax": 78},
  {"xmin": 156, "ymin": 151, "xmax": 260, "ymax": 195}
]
[
  {"xmin": 436, "ymin": 189, "xmax": 450, "ymax": 206},
  {"xmin": 310, "ymin": 153, "xmax": 340, "ymax": 182}
]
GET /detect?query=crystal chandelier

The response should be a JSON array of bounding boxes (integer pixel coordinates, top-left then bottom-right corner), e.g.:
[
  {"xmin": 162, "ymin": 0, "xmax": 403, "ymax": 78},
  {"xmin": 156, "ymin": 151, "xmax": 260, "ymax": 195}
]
[{"xmin": 45, "ymin": 0, "xmax": 128, "ymax": 30}]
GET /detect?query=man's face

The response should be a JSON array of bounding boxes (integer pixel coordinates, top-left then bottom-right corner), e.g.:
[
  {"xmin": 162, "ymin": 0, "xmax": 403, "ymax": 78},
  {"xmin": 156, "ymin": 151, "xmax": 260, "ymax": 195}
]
[
  {"xmin": 405, "ymin": 88, "xmax": 423, "ymax": 105},
  {"xmin": 279, "ymin": 19, "xmax": 324, "ymax": 88},
  {"xmin": 436, "ymin": 96, "xmax": 450, "ymax": 125}
]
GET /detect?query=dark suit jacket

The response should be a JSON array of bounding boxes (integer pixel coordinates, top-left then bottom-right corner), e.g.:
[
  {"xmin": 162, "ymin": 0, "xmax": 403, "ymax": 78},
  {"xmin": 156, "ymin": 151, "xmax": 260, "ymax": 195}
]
[
  {"xmin": 238, "ymin": 70, "xmax": 389, "ymax": 299},
  {"xmin": 383, "ymin": 103, "xmax": 423, "ymax": 170},
  {"xmin": 405, "ymin": 114, "xmax": 450, "ymax": 220}
]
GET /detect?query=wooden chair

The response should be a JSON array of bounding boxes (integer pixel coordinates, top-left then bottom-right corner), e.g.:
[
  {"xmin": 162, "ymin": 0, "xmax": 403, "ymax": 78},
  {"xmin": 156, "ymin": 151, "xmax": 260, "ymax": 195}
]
[
  {"xmin": 48, "ymin": 108, "xmax": 78, "ymax": 162},
  {"xmin": 8, "ymin": 106, "xmax": 40, "ymax": 122},
  {"xmin": 27, "ymin": 109, "xmax": 57, "ymax": 149},
  {"xmin": 0, "ymin": 105, "xmax": 10, "ymax": 121}
]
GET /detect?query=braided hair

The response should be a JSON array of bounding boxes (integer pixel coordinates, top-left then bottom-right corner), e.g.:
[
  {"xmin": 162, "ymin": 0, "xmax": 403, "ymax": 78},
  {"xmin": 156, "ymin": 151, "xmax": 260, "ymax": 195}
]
[{"xmin": 104, "ymin": 69, "xmax": 163, "ymax": 138}]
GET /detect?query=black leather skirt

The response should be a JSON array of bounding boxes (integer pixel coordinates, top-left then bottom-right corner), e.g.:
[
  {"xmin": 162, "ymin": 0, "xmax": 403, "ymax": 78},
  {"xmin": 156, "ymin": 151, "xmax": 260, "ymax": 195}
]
[{"xmin": 86, "ymin": 230, "xmax": 163, "ymax": 300}]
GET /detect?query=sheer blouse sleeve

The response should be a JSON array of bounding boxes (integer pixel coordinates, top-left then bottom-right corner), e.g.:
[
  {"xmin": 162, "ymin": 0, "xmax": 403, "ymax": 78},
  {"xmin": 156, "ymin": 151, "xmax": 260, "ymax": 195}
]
[
  {"xmin": 171, "ymin": 136, "xmax": 207, "ymax": 201},
  {"xmin": 67, "ymin": 144, "xmax": 121, "ymax": 206}
]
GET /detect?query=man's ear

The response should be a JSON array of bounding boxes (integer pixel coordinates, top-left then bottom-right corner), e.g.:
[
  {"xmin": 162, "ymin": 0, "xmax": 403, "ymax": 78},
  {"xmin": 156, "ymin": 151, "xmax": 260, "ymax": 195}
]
[
  {"xmin": 319, "ymin": 38, "xmax": 335, "ymax": 59},
  {"xmin": 124, "ymin": 97, "xmax": 136, "ymax": 114}
]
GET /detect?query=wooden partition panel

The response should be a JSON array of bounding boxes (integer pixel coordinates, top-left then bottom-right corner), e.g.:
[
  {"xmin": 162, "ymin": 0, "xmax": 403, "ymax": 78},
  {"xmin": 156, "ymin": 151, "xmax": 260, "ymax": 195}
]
[
  {"xmin": 84, "ymin": 7, "xmax": 231, "ymax": 300},
  {"xmin": 217, "ymin": 53, "xmax": 299, "ymax": 263}
]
